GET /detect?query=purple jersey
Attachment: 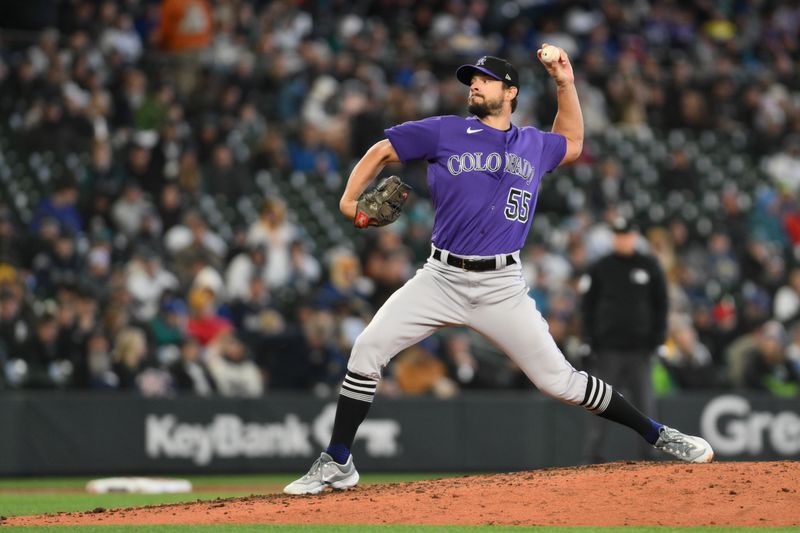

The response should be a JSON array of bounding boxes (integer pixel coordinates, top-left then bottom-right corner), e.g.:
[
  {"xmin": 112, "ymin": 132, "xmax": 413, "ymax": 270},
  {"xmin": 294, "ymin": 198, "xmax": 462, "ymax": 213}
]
[{"xmin": 385, "ymin": 115, "xmax": 566, "ymax": 256}]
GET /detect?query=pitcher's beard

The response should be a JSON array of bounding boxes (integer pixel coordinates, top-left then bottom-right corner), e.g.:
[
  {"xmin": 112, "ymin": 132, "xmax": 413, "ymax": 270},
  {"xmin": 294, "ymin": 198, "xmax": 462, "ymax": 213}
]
[{"xmin": 468, "ymin": 98, "xmax": 503, "ymax": 118}]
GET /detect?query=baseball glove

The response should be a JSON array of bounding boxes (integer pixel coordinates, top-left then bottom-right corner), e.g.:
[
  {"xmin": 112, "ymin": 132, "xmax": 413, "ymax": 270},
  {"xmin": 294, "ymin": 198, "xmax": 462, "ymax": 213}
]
[{"xmin": 354, "ymin": 175, "xmax": 412, "ymax": 228}]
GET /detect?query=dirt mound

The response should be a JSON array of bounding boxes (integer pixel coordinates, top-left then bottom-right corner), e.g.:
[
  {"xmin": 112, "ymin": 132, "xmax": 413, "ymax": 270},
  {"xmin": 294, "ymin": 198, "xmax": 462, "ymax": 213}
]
[{"xmin": 6, "ymin": 461, "xmax": 799, "ymax": 527}]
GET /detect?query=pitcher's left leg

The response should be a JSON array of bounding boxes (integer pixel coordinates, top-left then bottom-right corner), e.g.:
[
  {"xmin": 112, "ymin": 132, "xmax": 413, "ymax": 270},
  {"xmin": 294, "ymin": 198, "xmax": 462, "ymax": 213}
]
[
  {"xmin": 467, "ymin": 282, "xmax": 713, "ymax": 463},
  {"xmin": 466, "ymin": 283, "xmax": 590, "ymax": 404}
]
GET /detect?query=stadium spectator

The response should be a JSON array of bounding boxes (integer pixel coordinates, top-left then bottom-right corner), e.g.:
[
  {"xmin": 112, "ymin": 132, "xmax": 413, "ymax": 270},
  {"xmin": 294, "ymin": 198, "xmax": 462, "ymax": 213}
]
[
  {"xmin": 149, "ymin": 297, "xmax": 188, "ymax": 352},
  {"xmin": 393, "ymin": 345, "xmax": 457, "ymax": 398},
  {"xmin": 774, "ymin": 267, "xmax": 800, "ymax": 325},
  {"xmin": 316, "ymin": 249, "xmax": 371, "ymax": 324},
  {"xmin": 168, "ymin": 336, "xmax": 215, "ymax": 396},
  {"xmin": 225, "ymin": 244, "xmax": 267, "ymax": 302},
  {"xmin": 124, "ymin": 143, "xmax": 164, "ymax": 199},
  {"xmin": 157, "ymin": 184, "xmax": 185, "ymax": 232},
  {"xmin": 111, "ymin": 182, "xmax": 156, "ymax": 238},
  {"xmin": 0, "ymin": 288, "xmax": 32, "ymax": 368},
  {"xmin": 785, "ymin": 322, "xmax": 800, "ymax": 380},
  {"xmin": 25, "ymin": 99, "xmax": 91, "ymax": 156},
  {"xmin": 229, "ymin": 274, "xmax": 287, "ymax": 363},
  {"xmin": 186, "ymin": 285, "xmax": 231, "ymax": 346},
  {"xmin": 111, "ymin": 327, "xmax": 148, "ymax": 390},
  {"xmin": 33, "ymin": 231, "xmax": 82, "ymax": 296},
  {"xmin": 740, "ymin": 321, "xmax": 799, "ymax": 395},
  {"xmin": 84, "ymin": 141, "xmax": 126, "ymax": 198},
  {"xmin": 166, "ymin": 212, "xmax": 227, "ymax": 287},
  {"xmin": 443, "ymin": 332, "xmax": 478, "ymax": 389},
  {"xmin": 84, "ymin": 329, "xmax": 117, "ymax": 389},
  {"xmin": 126, "ymin": 248, "xmax": 179, "ymax": 322},
  {"xmin": 204, "ymin": 144, "xmax": 253, "ymax": 198},
  {"xmin": 705, "ymin": 231, "xmax": 740, "ymax": 292},
  {"xmin": 251, "ymin": 130, "xmax": 292, "ymax": 175},
  {"xmin": 71, "ymin": 288, "xmax": 101, "ymax": 356},
  {"xmin": 0, "ymin": 210, "xmax": 23, "ymax": 268},
  {"xmin": 30, "ymin": 179, "xmax": 82, "ymax": 235},
  {"xmin": 99, "ymin": 12, "xmax": 143, "ymax": 63},
  {"xmin": 82, "ymin": 243, "xmax": 114, "ymax": 303},
  {"xmin": 661, "ymin": 317, "xmax": 720, "ymax": 390},
  {"xmin": 285, "ymin": 239, "xmax": 322, "ymax": 295},
  {"xmin": 205, "ymin": 331, "xmax": 263, "ymax": 397},
  {"xmin": 20, "ymin": 312, "xmax": 72, "ymax": 388},
  {"xmin": 294, "ymin": 308, "xmax": 346, "ymax": 391},
  {"xmin": 151, "ymin": 0, "xmax": 213, "ymax": 95},
  {"xmin": 246, "ymin": 198, "xmax": 298, "ymax": 288}
]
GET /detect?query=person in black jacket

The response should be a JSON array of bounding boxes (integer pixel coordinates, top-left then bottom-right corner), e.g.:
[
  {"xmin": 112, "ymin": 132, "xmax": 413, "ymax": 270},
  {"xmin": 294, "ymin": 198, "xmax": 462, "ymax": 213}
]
[
  {"xmin": 169, "ymin": 337, "xmax": 216, "ymax": 396},
  {"xmin": 579, "ymin": 216, "xmax": 668, "ymax": 462}
]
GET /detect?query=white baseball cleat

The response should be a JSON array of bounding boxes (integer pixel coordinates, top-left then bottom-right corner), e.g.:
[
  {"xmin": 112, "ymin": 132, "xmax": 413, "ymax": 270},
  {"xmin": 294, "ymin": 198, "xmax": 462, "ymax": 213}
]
[
  {"xmin": 283, "ymin": 452, "xmax": 360, "ymax": 495},
  {"xmin": 653, "ymin": 426, "xmax": 714, "ymax": 463}
]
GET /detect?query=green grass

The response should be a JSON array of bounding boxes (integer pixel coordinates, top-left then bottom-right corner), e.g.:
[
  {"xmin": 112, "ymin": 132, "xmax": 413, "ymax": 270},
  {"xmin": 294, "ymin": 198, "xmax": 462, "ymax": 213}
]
[
  {"xmin": 0, "ymin": 491, "xmax": 255, "ymax": 517},
  {"xmin": 0, "ymin": 473, "xmax": 466, "ymax": 517},
  {"xmin": 0, "ymin": 472, "xmax": 457, "ymax": 490},
  {"xmin": 0, "ymin": 526, "xmax": 795, "ymax": 532}
]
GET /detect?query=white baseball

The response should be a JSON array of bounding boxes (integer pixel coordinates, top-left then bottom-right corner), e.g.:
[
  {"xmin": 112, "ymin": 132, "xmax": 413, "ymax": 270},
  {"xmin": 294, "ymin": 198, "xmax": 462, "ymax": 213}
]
[{"xmin": 540, "ymin": 46, "xmax": 560, "ymax": 63}]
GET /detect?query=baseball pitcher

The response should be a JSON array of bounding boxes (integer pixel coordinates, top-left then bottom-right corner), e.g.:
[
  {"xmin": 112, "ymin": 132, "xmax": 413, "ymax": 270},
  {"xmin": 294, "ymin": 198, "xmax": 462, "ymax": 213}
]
[{"xmin": 285, "ymin": 45, "xmax": 713, "ymax": 495}]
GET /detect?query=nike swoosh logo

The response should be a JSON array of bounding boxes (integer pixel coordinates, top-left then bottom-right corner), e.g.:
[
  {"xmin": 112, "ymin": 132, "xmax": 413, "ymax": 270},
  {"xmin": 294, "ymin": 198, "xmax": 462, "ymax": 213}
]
[{"xmin": 467, "ymin": 127, "xmax": 483, "ymax": 134}]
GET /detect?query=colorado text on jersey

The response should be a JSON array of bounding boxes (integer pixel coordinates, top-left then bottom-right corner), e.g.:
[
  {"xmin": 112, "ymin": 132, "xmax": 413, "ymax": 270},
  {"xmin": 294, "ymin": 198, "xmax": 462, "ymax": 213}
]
[{"xmin": 446, "ymin": 151, "xmax": 535, "ymax": 184}]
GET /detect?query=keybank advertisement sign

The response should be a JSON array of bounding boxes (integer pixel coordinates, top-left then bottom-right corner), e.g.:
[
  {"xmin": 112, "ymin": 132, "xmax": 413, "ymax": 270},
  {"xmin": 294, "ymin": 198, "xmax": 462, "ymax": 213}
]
[
  {"xmin": 145, "ymin": 404, "xmax": 401, "ymax": 465},
  {"xmin": 7, "ymin": 392, "xmax": 800, "ymax": 476},
  {"xmin": 701, "ymin": 395, "xmax": 800, "ymax": 456},
  {"xmin": 144, "ymin": 395, "xmax": 800, "ymax": 465}
]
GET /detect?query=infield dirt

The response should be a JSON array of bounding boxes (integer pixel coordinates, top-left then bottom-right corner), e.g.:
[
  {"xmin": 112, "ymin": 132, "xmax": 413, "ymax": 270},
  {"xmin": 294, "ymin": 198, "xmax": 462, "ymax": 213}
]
[{"xmin": 5, "ymin": 461, "xmax": 799, "ymax": 527}]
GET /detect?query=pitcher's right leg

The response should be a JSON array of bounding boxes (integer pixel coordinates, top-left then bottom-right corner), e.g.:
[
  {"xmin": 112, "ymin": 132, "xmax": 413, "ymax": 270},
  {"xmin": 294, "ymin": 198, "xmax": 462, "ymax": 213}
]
[{"xmin": 285, "ymin": 262, "xmax": 467, "ymax": 494}]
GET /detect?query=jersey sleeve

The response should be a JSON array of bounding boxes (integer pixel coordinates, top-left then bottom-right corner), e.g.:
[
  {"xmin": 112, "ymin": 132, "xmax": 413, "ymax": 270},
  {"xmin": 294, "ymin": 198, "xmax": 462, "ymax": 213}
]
[
  {"xmin": 541, "ymin": 132, "xmax": 567, "ymax": 173},
  {"xmin": 384, "ymin": 116, "xmax": 442, "ymax": 163}
]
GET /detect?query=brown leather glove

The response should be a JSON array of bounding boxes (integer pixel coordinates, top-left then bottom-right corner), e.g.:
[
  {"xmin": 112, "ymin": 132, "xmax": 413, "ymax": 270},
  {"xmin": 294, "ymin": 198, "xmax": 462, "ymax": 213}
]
[{"xmin": 354, "ymin": 175, "xmax": 412, "ymax": 228}]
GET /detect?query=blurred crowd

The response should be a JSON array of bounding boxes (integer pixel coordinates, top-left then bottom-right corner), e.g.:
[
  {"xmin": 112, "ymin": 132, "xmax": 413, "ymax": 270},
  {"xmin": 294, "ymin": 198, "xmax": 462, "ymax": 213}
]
[{"xmin": 0, "ymin": 0, "xmax": 799, "ymax": 398}]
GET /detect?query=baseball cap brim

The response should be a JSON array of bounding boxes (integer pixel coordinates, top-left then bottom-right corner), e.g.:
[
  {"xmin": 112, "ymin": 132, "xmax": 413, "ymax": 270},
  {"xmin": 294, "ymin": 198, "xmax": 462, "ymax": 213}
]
[
  {"xmin": 611, "ymin": 219, "xmax": 637, "ymax": 233},
  {"xmin": 456, "ymin": 65, "xmax": 503, "ymax": 86}
]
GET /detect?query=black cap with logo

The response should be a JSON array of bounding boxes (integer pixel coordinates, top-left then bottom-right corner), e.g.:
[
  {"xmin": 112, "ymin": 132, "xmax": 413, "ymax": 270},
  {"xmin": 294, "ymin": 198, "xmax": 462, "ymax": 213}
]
[
  {"xmin": 456, "ymin": 56, "xmax": 519, "ymax": 88},
  {"xmin": 610, "ymin": 216, "xmax": 638, "ymax": 234}
]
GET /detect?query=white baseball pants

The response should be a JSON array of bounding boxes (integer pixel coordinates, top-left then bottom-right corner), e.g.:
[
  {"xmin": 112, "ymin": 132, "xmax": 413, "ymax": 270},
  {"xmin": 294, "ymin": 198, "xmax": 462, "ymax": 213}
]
[{"xmin": 347, "ymin": 250, "xmax": 594, "ymax": 406}]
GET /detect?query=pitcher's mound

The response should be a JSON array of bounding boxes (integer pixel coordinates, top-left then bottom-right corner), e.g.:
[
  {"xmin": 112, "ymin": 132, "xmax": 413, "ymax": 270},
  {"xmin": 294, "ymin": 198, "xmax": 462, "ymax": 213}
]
[{"xmin": 7, "ymin": 461, "xmax": 799, "ymax": 527}]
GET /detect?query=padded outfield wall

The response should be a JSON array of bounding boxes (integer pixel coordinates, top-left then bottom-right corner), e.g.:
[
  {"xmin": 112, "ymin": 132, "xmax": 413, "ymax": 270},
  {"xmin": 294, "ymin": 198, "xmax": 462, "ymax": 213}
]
[{"xmin": 1, "ymin": 392, "xmax": 797, "ymax": 475}]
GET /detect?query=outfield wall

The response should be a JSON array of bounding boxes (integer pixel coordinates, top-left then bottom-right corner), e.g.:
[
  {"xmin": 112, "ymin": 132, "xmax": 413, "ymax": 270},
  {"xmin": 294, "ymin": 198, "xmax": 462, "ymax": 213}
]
[{"xmin": 1, "ymin": 392, "xmax": 797, "ymax": 475}]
